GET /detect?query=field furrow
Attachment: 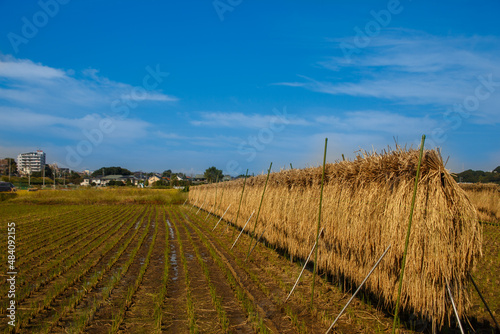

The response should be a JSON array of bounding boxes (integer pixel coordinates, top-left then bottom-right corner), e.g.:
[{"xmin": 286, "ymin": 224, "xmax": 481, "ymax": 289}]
[{"xmin": 12, "ymin": 206, "xmax": 148, "ymax": 333}]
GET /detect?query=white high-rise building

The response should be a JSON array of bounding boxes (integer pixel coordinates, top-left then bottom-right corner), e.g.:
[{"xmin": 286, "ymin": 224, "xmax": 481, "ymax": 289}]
[{"xmin": 17, "ymin": 150, "xmax": 46, "ymax": 174}]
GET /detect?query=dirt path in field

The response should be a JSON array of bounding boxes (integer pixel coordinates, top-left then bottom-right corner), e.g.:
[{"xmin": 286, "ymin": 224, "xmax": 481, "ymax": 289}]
[
  {"xmin": 21, "ymin": 206, "xmax": 147, "ymax": 333},
  {"xmin": 182, "ymin": 209, "xmax": 293, "ymax": 333},
  {"xmin": 181, "ymin": 213, "xmax": 255, "ymax": 334},
  {"xmin": 82, "ymin": 207, "xmax": 157, "ymax": 333},
  {"xmin": 170, "ymin": 210, "xmax": 222, "ymax": 333},
  {"xmin": 117, "ymin": 208, "xmax": 167, "ymax": 333},
  {"xmin": 8, "ymin": 207, "xmax": 124, "ymax": 299},
  {"xmin": 183, "ymin": 206, "xmax": 396, "ymax": 334},
  {"xmin": 162, "ymin": 213, "xmax": 189, "ymax": 333}
]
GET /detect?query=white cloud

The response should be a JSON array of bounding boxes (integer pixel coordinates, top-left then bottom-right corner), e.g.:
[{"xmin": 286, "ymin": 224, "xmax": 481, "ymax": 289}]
[
  {"xmin": 277, "ymin": 33, "xmax": 500, "ymax": 121},
  {"xmin": 0, "ymin": 56, "xmax": 66, "ymax": 80},
  {"xmin": 315, "ymin": 110, "xmax": 437, "ymax": 135},
  {"xmin": 0, "ymin": 56, "xmax": 178, "ymax": 114},
  {"xmin": 0, "ymin": 107, "xmax": 151, "ymax": 141},
  {"xmin": 191, "ymin": 111, "xmax": 310, "ymax": 128}
]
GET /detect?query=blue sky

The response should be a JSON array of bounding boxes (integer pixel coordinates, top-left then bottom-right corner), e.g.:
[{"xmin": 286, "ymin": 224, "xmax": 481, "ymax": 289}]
[{"xmin": 0, "ymin": 0, "xmax": 499, "ymax": 175}]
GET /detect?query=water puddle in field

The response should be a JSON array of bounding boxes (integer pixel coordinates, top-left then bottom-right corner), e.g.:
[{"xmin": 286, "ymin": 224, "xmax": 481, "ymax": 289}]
[
  {"xmin": 167, "ymin": 219, "xmax": 179, "ymax": 281},
  {"xmin": 167, "ymin": 220, "xmax": 175, "ymax": 239},
  {"xmin": 170, "ymin": 244, "xmax": 178, "ymax": 281}
]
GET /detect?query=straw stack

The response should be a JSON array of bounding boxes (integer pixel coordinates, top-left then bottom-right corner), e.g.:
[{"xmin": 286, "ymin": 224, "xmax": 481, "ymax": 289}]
[{"xmin": 189, "ymin": 148, "xmax": 482, "ymax": 326}]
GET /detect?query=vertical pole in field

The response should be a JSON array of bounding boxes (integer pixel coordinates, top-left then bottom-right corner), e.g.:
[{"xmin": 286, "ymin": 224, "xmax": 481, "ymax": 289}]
[
  {"xmin": 391, "ymin": 134, "xmax": 426, "ymax": 334},
  {"xmin": 311, "ymin": 138, "xmax": 328, "ymax": 308},
  {"xmin": 205, "ymin": 176, "xmax": 219, "ymax": 221},
  {"xmin": 290, "ymin": 163, "xmax": 293, "ymax": 169},
  {"xmin": 218, "ymin": 182, "xmax": 226, "ymax": 214},
  {"xmin": 247, "ymin": 162, "xmax": 272, "ymax": 259},
  {"xmin": 214, "ymin": 175, "xmax": 219, "ymax": 213},
  {"xmin": 229, "ymin": 169, "xmax": 248, "ymax": 236},
  {"xmin": 197, "ymin": 186, "xmax": 208, "ymax": 214}
]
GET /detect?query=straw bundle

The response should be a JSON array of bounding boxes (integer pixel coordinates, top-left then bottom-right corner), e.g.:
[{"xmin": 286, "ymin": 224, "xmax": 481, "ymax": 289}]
[{"xmin": 189, "ymin": 148, "xmax": 482, "ymax": 326}]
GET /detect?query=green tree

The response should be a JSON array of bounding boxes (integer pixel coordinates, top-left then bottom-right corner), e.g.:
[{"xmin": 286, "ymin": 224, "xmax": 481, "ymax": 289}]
[
  {"xmin": 92, "ymin": 167, "xmax": 132, "ymax": 177},
  {"xmin": 204, "ymin": 166, "xmax": 223, "ymax": 183},
  {"xmin": 68, "ymin": 171, "xmax": 82, "ymax": 185},
  {"xmin": 494, "ymin": 166, "xmax": 500, "ymax": 173},
  {"xmin": 162, "ymin": 169, "xmax": 172, "ymax": 178}
]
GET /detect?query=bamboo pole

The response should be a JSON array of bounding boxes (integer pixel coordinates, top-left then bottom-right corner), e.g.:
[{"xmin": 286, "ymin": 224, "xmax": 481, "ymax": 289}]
[
  {"xmin": 247, "ymin": 162, "xmax": 272, "ymax": 257},
  {"xmin": 311, "ymin": 138, "xmax": 328, "ymax": 308},
  {"xmin": 391, "ymin": 134, "xmax": 426, "ymax": 334},
  {"xmin": 229, "ymin": 169, "xmax": 248, "ymax": 235},
  {"xmin": 205, "ymin": 175, "xmax": 219, "ymax": 220},
  {"xmin": 212, "ymin": 204, "xmax": 232, "ymax": 231},
  {"xmin": 196, "ymin": 187, "xmax": 208, "ymax": 214},
  {"xmin": 285, "ymin": 227, "xmax": 324, "ymax": 302},
  {"xmin": 469, "ymin": 274, "xmax": 499, "ymax": 331},
  {"xmin": 326, "ymin": 244, "xmax": 392, "ymax": 334},
  {"xmin": 245, "ymin": 222, "xmax": 271, "ymax": 262},
  {"xmin": 217, "ymin": 182, "xmax": 226, "ymax": 214},
  {"xmin": 231, "ymin": 210, "xmax": 255, "ymax": 250},
  {"xmin": 205, "ymin": 177, "xmax": 218, "ymax": 221},
  {"xmin": 182, "ymin": 198, "xmax": 188, "ymax": 206}
]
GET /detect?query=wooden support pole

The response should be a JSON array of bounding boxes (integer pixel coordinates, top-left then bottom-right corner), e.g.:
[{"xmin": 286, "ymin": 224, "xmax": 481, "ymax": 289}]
[
  {"xmin": 311, "ymin": 138, "xmax": 328, "ymax": 308},
  {"xmin": 392, "ymin": 134, "xmax": 426, "ymax": 334}
]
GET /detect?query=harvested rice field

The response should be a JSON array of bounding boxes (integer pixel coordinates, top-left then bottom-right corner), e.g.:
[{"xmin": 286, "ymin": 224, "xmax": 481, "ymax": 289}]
[{"xmin": 1, "ymin": 173, "xmax": 499, "ymax": 333}]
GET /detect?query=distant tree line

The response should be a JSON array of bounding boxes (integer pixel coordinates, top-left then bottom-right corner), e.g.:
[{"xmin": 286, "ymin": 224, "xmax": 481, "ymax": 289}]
[
  {"xmin": 92, "ymin": 167, "xmax": 132, "ymax": 177},
  {"xmin": 453, "ymin": 166, "xmax": 500, "ymax": 184}
]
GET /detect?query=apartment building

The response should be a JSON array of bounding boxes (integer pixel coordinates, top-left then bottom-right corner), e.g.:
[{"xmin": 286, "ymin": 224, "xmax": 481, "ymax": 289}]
[{"xmin": 17, "ymin": 150, "xmax": 46, "ymax": 174}]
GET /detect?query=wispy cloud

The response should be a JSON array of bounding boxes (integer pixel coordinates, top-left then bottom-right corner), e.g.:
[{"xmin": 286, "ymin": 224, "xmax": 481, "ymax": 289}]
[
  {"xmin": 0, "ymin": 55, "xmax": 178, "ymax": 114},
  {"xmin": 315, "ymin": 110, "xmax": 437, "ymax": 135},
  {"xmin": 0, "ymin": 107, "xmax": 151, "ymax": 141},
  {"xmin": 190, "ymin": 111, "xmax": 310, "ymax": 128},
  {"xmin": 276, "ymin": 33, "xmax": 500, "ymax": 120}
]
